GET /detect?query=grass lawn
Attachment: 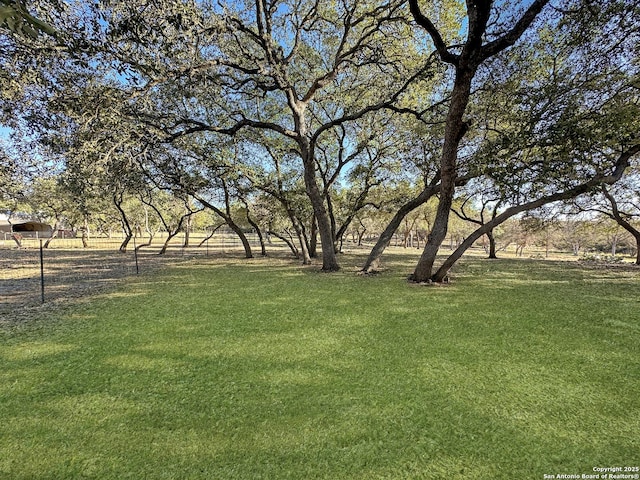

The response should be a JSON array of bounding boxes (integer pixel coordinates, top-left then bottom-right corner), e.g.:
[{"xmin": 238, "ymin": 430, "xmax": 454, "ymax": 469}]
[{"xmin": 1, "ymin": 252, "xmax": 639, "ymax": 479}]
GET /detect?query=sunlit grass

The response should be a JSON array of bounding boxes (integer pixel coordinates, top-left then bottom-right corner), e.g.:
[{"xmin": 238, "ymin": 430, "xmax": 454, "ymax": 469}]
[{"xmin": 1, "ymin": 252, "xmax": 639, "ymax": 479}]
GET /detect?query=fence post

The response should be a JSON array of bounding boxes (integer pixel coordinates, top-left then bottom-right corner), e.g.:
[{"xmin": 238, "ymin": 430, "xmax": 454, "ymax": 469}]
[
  {"xmin": 39, "ymin": 239, "xmax": 45, "ymax": 304},
  {"xmin": 133, "ymin": 237, "xmax": 139, "ymax": 274}
]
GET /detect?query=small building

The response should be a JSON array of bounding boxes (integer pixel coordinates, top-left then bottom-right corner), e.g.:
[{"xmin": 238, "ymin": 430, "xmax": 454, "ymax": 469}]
[
  {"xmin": 12, "ymin": 221, "xmax": 53, "ymax": 236},
  {"xmin": 0, "ymin": 215, "xmax": 52, "ymax": 239}
]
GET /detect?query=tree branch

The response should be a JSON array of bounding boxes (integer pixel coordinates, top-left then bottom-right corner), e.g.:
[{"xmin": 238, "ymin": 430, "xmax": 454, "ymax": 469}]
[
  {"xmin": 408, "ymin": 0, "xmax": 458, "ymax": 65},
  {"xmin": 432, "ymin": 143, "xmax": 640, "ymax": 280},
  {"xmin": 144, "ymin": 116, "xmax": 298, "ymax": 143},
  {"xmin": 310, "ymin": 60, "xmax": 436, "ymax": 143},
  {"xmin": 481, "ymin": 0, "xmax": 550, "ymax": 60}
]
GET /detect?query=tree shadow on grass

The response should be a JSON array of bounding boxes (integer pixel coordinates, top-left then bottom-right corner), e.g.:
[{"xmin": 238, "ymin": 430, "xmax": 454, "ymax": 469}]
[{"xmin": 1, "ymin": 255, "xmax": 639, "ymax": 478}]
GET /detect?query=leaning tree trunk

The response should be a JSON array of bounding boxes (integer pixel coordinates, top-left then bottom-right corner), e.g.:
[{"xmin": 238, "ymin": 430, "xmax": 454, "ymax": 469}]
[
  {"xmin": 410, "ymin": 68, "xmax": 475, "ymax": 282},
  {"xmin": 622, "ymin": 230, "xmax": 640, "ymax": 265},
  {"xmin": 601, "ymin": 185, "xmax": 640, "ymax": 265},
  {"xmin": 195, "ymin": 196, "xmax": 253, "ymax": 259},
  {"xmin": 268, "ymin": 230, "xmax": 299, "ymax": 258},
  {"xmin": 158, "ymin": 218, "xmax": 188, "ymax": 255},
  {"xmin": 119, "ymin": 234, "xmax": 133, "ymax": 252},
  {"xmin": 293, "ymin": 220, "xmax": 312, "ymax": 265},
  {"xmin": 612, "ymin": 219, "xmax": 640, "ymax": 265},
  {"xmin": 361, "ymin": 181, "xmax": 445, "ymax": 273},
  {"xmin": 228, "ymin": 221, "xmax": 253, "ymax": 259},
  {"xmin": 197, "ymin": 224, "xmax": 224, "ymax": 247},
  {"xmin": 280, "ymin": 206, "xmax": 311, "ymax": 264},
  {"xmin": 114, "ymin": 194, "xmax": 134, "ymax": 253},
  {"xmin": 357, "ymin": 228, "xmax": 366, "ymax": 246},
  {"xmin": 43, "ymin": 221, "xmax": 60, "ymax": 248},
  {"xmin": 158, "ymin": 232, "xmax": 180, "ymax": 255},
  {"xmin": 136, "ymin": 216, "xmax": 157, "ymax": 251},
  {"xmin": 135, "ymin": 233, "xmax": 155, "ymax": 251},
  {"xmin": 245, "ymin": 211, "xmax": 267, "ymax": 256},
  {"xmin": 408, "ymin": 0, "xmax": 551, "ymax": 282},
  {"xmin": 10, "ymin": 233, "xmax": 22, "ymax": 248},
  {"xmin": 429, "ymin": 148, "xmax": 638, "ymax": 283}
]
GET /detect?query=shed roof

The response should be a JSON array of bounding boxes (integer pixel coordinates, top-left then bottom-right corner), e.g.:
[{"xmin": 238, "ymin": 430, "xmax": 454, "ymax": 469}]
[{"xmin": 11, "ymin": 221, "xmax": 52, "ymax": 232}]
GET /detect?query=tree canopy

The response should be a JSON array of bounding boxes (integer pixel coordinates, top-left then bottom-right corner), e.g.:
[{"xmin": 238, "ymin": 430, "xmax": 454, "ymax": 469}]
[{"xmin": 1, "ymin": 0, "xmax": 639, "ymax": 280}]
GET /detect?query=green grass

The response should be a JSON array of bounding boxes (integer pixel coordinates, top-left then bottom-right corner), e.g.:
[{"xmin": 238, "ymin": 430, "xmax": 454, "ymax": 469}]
[{"xmin": 1, "ymin": 253, "xmax": 639, "ymax": 479}]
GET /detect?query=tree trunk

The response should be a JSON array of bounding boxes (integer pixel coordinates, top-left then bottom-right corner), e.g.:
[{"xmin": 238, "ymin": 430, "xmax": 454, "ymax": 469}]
[
  {"xmin": 403, "ymin": 225, "xmax": 410, "ymax": 248},
  {"xmin": 487, "ymin": 230, "xmax": 497, "ymax": 259},
  {"xmin": 244, "ymin": 201, "xmax": 267, "ymax": 256},
  {"xmin": 285, "ymin": 210, "xmax": 311, "ymax": 264},
  {"xmin": 245, "ymin": 214, "xmax": 266, "ymax": 256},
  {"xmin": 195, "ymin": 196, "xmax": 253, "ymax": 259},
  {"xmin": 159, "ymin": 232, "xmax": 179, "ymax": 254},
  {"xmin": 197, "ymin": 224, "xmax": 224, "ymax": 247},
  {"xmin": 601, "ymin": 186, "xmax": 640, "ymax": 265},
  {"xmin": 114, "ymin": 193, "xmax": 133, "ymax": 253},
  {"xmin": 137, "ymin": 218, "xmax": 157, "ymax": 251},
  {"xmin": 268, "ymin": 230, "xmax": 299, "ymax": 258},
  {"xmin": 295, "ymin": 221, "xmax": 312, "ymax": 264},
  {"xmin": 302, "ymin": 152, "xmax": 339, "ymax": 271},
  {"xmin": 135, "ymin": 233, "xmax": 155, "ymax": 251},
  {"xmin": 43, "ymin": 234, "xmax": 56, "ymax": 248},
  {"xmin": 10, "ymin": 233, "xmax": 22, "ymax": 248},
  {"xmin": 44, "ymin": 221, "xmax": 60, "ymax": 248},
  {"xmin": 326, "ymin": 193, "xmax": 339, "ymax": 253},
  {"xmin": 309, "ymin": 214, "xmax": 318, "ymax": 258},
  {"xmin": 297, "ymin": 228, "xmax": 312, "ymax": 264},
  {"xmin": 254, "ymin": 227, "xmax": 267, "ymax": 257},
  {"xmin": 428, "ymin": 146, "xmax": 638, "ymax": 283},
  {"xmin": 408, "ymin": 0, "xmax": 553, "ymax": 282},
  {"xmin": 617, "ymin": 228, "xmax": 640, "ymax": 265},
  {"xmin": 81, "ymin": 217, "xmax": 90, "ymax": 248},
  {"xmin": 183, "ymin": 215, "xmax": 192, "ymax": 248},
  {"xmin": 357, "ymin": 228, "xmax": 366, "ymax": 246},
  {"xmin": 119, "ymin": 234, "xmax": 133, "ymax": 253},
  {"xmin": 545, "ymin": 236, "xmax": 550, "ymax": 258},
  {"xmin": 361, "ymin": 180, "xmax": 447, "ymax": 273},
  {"xmin": 228, "ymin": 222, "xmax": 253, "ymax": 259},
  {"xmin": 410, "ymin": 68, "xmax": 475, "ymax": 282}
]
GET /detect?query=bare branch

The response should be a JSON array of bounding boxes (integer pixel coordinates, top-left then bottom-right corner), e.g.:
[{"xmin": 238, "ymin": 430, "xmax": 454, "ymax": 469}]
[
  {"xmin": 481, "ymin": 0, "xmax": 551, "ymax": 60},
  {"xmin": 310, "ymin": 60, "xmax": 437, "ymax": 143},
  {"xmin": 144, "ymin": 116, "xmax": 299, "ymax": 144},
  {"xmin": 408, "ymin": 0, "xmax": 459, "ymax": 65}
]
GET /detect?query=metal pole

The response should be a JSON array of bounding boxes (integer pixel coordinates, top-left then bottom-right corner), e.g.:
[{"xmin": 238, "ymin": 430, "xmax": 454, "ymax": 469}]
[
  {"xmin": 39, "ymin": 239, "xmax": 45, "ymax": 303},
  {"xmin": 133, "ymin": 236, "xmax": 139, "ymax": 274}
]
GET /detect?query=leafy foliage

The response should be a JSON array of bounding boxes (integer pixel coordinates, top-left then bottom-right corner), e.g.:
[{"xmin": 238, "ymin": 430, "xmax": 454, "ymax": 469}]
[
  {"xmin": 1, "ymin": 0, "xmax": 639, "ymax": 276},
  {"xmin": 0, "ymin": 0, "xmax": 55, "ymax": 38}
]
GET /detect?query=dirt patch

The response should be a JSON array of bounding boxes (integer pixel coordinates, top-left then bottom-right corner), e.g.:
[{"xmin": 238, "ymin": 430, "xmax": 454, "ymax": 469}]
[{"xmin": 0, "ymin": 246, "xmax": 210, "ymax": 326}]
